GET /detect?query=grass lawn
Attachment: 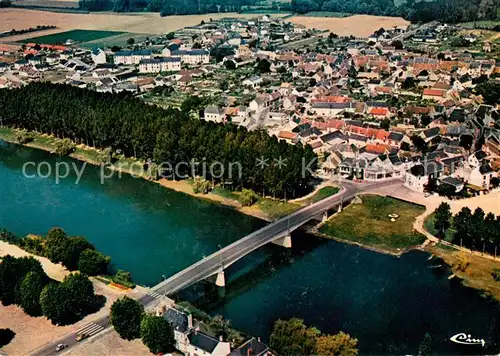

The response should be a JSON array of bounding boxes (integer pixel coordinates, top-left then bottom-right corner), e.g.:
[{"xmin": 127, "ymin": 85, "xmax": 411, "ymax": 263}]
[
  {"xmin": 21, "ymin": 29, "xmax": 125, "ymax": 44},
  {"xmin": 424, "ymin": 212, "xmax": 456, "ymax": 242},
  {"xmin": 319, "ymin": 195, "xmax": 426, "ymax": 253},
  {"xmin": 303, "ymin": 186, "xmax": 339, "ymax": 204},
  {"xmin": 211, "ymin": 187, "xmax": 301, "ymax": 219},
  {"xmin": 460, "ymin": 20, "xmax": 500, "ymax": 29},
  {"xmin": 426, "ymin": 244, "xmax": 500, "ymax": 302}
]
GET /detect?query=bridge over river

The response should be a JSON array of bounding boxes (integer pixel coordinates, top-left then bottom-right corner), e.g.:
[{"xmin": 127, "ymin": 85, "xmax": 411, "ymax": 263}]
[
  {"xmin": 33, "ymin": 178, "xmax": 404, "ymax": 356},
  {"xmin": 150, "ymin": 179, "xmax": 403, "ymax": 296}
]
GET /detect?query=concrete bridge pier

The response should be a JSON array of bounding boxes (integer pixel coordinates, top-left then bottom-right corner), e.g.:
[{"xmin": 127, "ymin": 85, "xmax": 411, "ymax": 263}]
[
  {"xmin": 322, "ymin": 211, "xmax": 329, "ymax": 223},
  {"xmin": 272, "ymin": 234, "xmax": 292, "ymax": 248},
  {"xmin": 215, "ymin": 269, "xmax": 225, "ymax": 287}
]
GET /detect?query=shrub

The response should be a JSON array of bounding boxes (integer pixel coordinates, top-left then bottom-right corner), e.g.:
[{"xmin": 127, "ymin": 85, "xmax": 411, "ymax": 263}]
[{"xmin": 493, "ymin": 268, "xmax": 500, "ymax": 282}]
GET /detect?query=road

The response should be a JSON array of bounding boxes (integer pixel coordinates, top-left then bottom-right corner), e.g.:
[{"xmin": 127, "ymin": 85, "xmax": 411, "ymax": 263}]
[{"xmin": 31, "ymin": 179, "xmax": 403, "ymax": 356}]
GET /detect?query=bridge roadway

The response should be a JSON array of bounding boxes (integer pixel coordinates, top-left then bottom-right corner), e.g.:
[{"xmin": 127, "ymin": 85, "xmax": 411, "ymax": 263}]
[
  {"xmin": 151, "ymin": 179, "xmax": 401, "ymax": 296},
  {"xmin": 32, "ymin": 179, "xmax": 403, "ymax": 356}
]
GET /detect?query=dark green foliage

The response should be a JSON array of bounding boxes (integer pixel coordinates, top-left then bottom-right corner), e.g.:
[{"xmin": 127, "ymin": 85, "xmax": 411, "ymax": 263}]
[
  {"xmin": 475, "ymin": 82, "xmax": 500, "ymax": 106},
  {"xmin": 78, "ymin": 249, "xmax": 110, "ymax": 276},
  {"xmin": 418, "ymin": 332, "xmax": 432, "ymax": 356},
  {"xmin": 0, "ymin": 84, "xmax": 316, "ymax": 198},
  {"xmin": 0, "ymin": 328, "xmax": 15, "ymax": 348},
  {"xmin": 60, "ymin": 237, "xmax": 95, "ymax": 271},
  {"xmin": 269, "ymin": 318, "xmax": 320, "ymax": 355},
  {"xmin": 0, "ymin": 255, "xmax": 44, "ymax": 306},
  {"xmin": 40, "ymin": 273, "xmax": 105, "ymax": 325},
  {"xmin": 256, "ymin": 58, "xmax": 271, "ymax": 73},
  {"xmin": 40, "ymin": 283, "xmax": 73, "ymax": 325},
  {"xmin": 19, "ymin": 271, "xmax": 48, "ymax": 316},
  {"xmin": 45, "ymin": 227, "xmax": 68, "ymax": 263},
  {"xmin": 433, "ymin": 203, "xmax": 452, "ymax": 239},
  {"xmin": 452, "ymin": 207, "xmax": 500, "ymax": 255},
  {"xmin": 140, "ymin": 314, "xmax": 175, "ymax": 354},
  {"xmin": 112, "ymin": 270, "xmax": 135, "ymax": 288},
  {"xmin": 110, "ymin": 296, "xmax": 144, "ymax": 340},
  {"xmin": 493, "ymin": 268, "xmax": 500, "ymax": 282}
]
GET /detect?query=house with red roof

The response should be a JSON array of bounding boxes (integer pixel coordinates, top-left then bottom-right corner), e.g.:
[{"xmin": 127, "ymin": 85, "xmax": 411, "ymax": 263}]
[{"xmin": 422, "ymin": 88, "xmax": 447, "ymax": 102}]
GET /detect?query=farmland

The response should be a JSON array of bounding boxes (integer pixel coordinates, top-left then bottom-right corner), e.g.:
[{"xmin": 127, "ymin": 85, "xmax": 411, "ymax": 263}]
[
  {"xmin": 288, "ymin": 14, "xmax": 410, "ymax": 37},
  {"xmin": 21, "ymin": 29, "xmax": 124, "ymax": 44}
]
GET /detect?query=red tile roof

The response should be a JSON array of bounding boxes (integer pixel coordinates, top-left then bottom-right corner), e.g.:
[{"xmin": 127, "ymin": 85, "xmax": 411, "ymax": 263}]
[
  {"xmin": 423, "ymin": 89, "xmax": 446, "ymax": 97},
  {"xmin": 365, "ymin": 144, "xmax": 390, "ymax": 154},
  {"xmin": 370, "ymin": 107, "xmax": 389, "ymax": 116},
  {"xmin": 278, "ymin": 131, "xmax": 297, "ymax": 140}
]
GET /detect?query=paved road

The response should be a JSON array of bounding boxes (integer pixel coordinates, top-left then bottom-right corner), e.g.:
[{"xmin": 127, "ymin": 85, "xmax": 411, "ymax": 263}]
[
  {"xmin": 151, "ymin": 179, "xmax": 403, "ymax": 296},
  {"xmin": 31, "ymin": 179, "xmax": 403, "ymax": 355}
]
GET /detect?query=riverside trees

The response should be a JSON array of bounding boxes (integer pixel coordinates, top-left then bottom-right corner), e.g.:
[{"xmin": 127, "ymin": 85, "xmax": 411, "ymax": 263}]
[
  {"xmin": 110, "ymin": 297, "xmax": 175, "ymax": 354},
  {"xmin": 269, "ymin": 318, "xmax": 358, "ymax": 356},
  {"xmin": 0, "ymin": 83, "xmax": 317, "ymax": 199},
  {"xmin": 0, "ymin": 255, "xmax": 105, "ymax": 324}
]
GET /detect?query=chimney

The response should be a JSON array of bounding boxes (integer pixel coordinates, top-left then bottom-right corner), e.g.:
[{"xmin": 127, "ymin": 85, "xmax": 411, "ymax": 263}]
[
  {"xmin": 219, "ymin": 335, "xmax": 224, "ymax": 342},
  {"xmin": 187, "ymin": 313, "xmax": 193, "ymax": 329},
  {"xmin": 257, "ymin": 337, "xmax": 261, "ymax": 342}
]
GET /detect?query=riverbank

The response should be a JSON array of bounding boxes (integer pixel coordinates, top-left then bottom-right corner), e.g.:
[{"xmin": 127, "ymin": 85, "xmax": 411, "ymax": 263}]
[
  {"xmin": 0, "ymin": 127, "xmax": 339, "ymax": 221},
  {"xmin": 317, "ymin": 195, "xmax": 427, "ymax": 255}
]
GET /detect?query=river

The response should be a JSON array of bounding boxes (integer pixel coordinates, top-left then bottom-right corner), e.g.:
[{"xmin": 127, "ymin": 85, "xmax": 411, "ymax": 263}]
[{"xmin": 0, "ymin": 141, "xmax": 499, "ymax": 355}]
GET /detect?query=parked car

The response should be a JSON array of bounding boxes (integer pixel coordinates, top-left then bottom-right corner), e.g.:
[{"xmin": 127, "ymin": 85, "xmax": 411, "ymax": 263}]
[{"xmin": 55, "ymin": 344, "xmax": 67, "ymax": 352}]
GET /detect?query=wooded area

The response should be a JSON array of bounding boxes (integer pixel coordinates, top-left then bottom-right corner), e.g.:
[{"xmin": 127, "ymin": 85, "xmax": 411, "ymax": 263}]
[{"xmin": 0, "ymin": 83, "xmax": 317, "ymax": 198}]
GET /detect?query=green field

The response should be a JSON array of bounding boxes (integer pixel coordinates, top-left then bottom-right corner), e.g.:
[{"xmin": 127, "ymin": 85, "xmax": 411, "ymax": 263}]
[
  {"xmin": 460, "ymin": 20, "xmax": 500, "ymax": 29},
  {"xmin": 303, "ymin": 11, "xmax": 352, "ymax": 17},
  {"xmin": 21, "ymin": 29, "xmax": 125, "ymax": 44},
  {"xmin": 319, "ymin": 195, "xmax": 426, "ymax": 253}
]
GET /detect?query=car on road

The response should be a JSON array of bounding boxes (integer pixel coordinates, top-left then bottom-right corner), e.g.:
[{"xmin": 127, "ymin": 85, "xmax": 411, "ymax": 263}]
[
  {"xmin": 55, "ymin": 344, "xmax": 67, "ymax": 352},
  {"xmin": 76, "ymin": 333, "xmax": 88, "ymax": 342}
]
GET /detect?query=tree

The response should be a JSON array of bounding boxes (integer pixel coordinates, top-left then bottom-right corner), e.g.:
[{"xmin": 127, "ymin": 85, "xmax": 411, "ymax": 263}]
[
  {"xmin": 411, "ymin": 135, "xmax": 427, "ymax": 153},
  {"xmin": 256, "ymin": 58, "xmax": 271, "ymax": 73},
  {"xmin": 475, "ymin": 82, "xmax": 500, "ymax": 105},
  {"xmin": 380, "ymin": 118, "xmax": 390, "ymax": 130},
  {"xmin": 402, "ymin": 77, "xmax": 415, "ymax": 90},
  {"xmin": 209, "ymin": 315, "xmax": 231, "ymax": 340},
  {"xmin": 269, "ymin": 318, "xmax": 320, "ymax": 355},
  {"xmin": 418, "ymin": 332, "xmax": 432, "ymax": 356},
  {"xmin": 240, "ymin": 188, "xmax": 259, "ymax": 206},
  {"xmin": 19, "ymin": 271, "xmax": 48, "ymax": 316},
  {"xmin": 166, "ymin": 32, "xmax": 175, "ymax": 40},
  {"xmin": 78, "ymin": 249, "xmax": 110, "ymax": 276},
  {"xmin": 0, "ymin": 255, "xmax": 44, "ymax": 306},
  {"xmin": 40, "ymin": 283, "xmax": 73, "ymax": 325},
  {"xmin": 420, "ymin": 115, "xmax": 432, "ymax": 127},
  {"xmin": 316, "ymin": 332, "xmax": 359, "ymax": 356},
  {"xmin": 225, "ymin": 60, "xmax": 236, "ymax": 70},
  {"xmin": 54, "ymin": 138, "xmax": 76, "ymax": 157},
  {"xmin": 391, "ymin": 40, "xmax": 403, "ymax": 49},
  {"xmin": 459, "ymin": 134, "xmax": 473, "ymax": 151},
  {"xmin": 453, "ymin": 207, "xmax": 473, "ymax": 247},
  {"xmin": 40, "ymin": 273, "xmax": 104, "ymax": 325},
  {"xmin": 58, "ymin": 236, "xmax": 95, "ymax": 271},
  {"xmin": 140, "ymin": 314, "xmax": 175, "ymax": 354},
  {"xmin": 127, "ymin": 38, "xmax": 135, "ymax": 45},
  {"xmin": 0, "ymin": 328, "xmax": 15, "ymax": 348},
  {"xmin": 110, "ymin": 296, "xmax": 144, "ymax": 340},
  {"xmin": 434, "ymin": 202, "xmax": 452, "ymax": 238}
]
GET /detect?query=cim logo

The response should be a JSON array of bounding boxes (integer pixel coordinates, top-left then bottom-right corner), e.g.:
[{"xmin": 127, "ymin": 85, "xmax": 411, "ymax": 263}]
[{"xmin": 450, "ymin": 333, "xmax": 486, "ymax": 347}]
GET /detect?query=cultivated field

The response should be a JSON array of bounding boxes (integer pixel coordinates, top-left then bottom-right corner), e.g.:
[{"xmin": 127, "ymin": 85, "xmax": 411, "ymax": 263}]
[
  {"xmin": 289, "ymin": 14, "xmax": 410, "ymax": 37},
  {"xmin": 0, "ymin": 8, "xmax": 288, "ymax": 41},
  {"xmin": 22, "ymin": 29, "xmax": 124, "ymax": 44}
]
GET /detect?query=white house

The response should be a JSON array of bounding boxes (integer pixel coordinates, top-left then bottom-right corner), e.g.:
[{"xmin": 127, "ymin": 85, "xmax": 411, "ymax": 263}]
[
  {"xmin": 113, "ymin": 50, "xmax": 152, "ymax": 65},
  {"xmin": 242, "ymin": 75, "xmax": 262, "ymax": 88},
  {"xmin": 139, "ymin": 57, "xmax": 181, "ymax": 73},
  {"xmin": 404, "ymin": 160, "xmax": 443, "ymax": 192},
  {"xmin": 311, "ymin": 102, "xmax": 354, "ymax": 117},
  {"xmin": 204, "ymin": 106, "xmax": 224, "ymax": 122},
  {"xmin": 91, "ymin": 48, "xmax": 107, "ymax": 65},
  {"xmin": 164, "ymin": 48, "xmax": 210, "ymax": 64},
  {"xmin": 187, "ymin": 331, "xmax": 231, "ymax": 356}
]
